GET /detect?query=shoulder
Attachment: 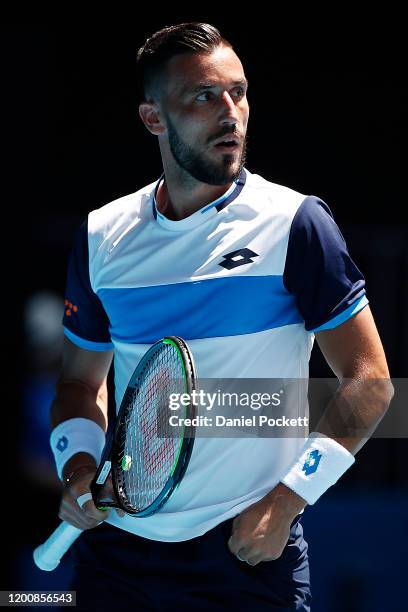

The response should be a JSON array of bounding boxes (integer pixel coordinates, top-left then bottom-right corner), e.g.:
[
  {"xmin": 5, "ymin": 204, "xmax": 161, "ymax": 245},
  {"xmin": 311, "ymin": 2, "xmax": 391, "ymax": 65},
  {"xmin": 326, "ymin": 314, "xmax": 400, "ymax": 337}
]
[
  {"xmin": 87, "ymin": 180, "xmax": 157, "ymax": 246},
  {"xmin": 244, "ymin": 170, "xmax": 341, "ymax": 240},
  {"xmin": 288, "ymin": 195, "xmax": 346, "ymax": 248},
  {"xmin": 244, "ymin": 169, "xmax": 307, "ymax": 215}
]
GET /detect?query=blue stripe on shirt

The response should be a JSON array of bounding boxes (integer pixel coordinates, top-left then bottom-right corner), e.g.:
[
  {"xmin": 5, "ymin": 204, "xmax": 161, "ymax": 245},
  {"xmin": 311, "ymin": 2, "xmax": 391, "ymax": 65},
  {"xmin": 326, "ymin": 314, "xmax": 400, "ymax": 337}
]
[
  {"xmin": 97, "ymin": 276, "xmax": 303, "ymax": 343},
  {"xmin": 310, "ymin": 294, "xmax": 369, "ymax": 332},
  {"xmin": 64, "ymin": 327, "xmax": 114, "ymax": 351}
]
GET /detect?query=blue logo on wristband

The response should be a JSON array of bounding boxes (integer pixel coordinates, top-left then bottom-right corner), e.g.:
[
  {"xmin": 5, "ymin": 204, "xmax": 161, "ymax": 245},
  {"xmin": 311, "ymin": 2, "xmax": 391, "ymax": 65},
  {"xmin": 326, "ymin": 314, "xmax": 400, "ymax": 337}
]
[
  {"xmin": 56, "ymin": 435, "xmax": 69, "ymax": 452},
  {"xmin": 302, "ymin": 449, "xmax": 322, "ymax": 475}
]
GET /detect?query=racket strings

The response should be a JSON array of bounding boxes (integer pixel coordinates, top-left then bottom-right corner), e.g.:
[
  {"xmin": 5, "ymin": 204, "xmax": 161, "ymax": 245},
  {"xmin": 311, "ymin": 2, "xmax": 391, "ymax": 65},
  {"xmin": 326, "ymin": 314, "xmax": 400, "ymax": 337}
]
[{"xmin": 115, "ymin": 343, "xmax": 187, "ymax": 511}]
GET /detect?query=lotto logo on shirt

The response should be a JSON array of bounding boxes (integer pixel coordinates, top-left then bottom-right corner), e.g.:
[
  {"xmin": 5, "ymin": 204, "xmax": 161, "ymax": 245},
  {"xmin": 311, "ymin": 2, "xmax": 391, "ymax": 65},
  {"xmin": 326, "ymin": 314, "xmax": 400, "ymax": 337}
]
[
  {"xmin": 64, "ymin": 299, "xmax": 79, "ymax": 317},
  {"xmin": 218, "ymin": 248, "xmax": 259, "ymax": 270}
]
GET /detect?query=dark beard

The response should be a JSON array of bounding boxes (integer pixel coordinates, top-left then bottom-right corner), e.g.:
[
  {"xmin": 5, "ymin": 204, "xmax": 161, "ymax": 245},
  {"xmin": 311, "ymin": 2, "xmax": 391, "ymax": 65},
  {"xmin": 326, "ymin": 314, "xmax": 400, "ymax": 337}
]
[{"xmin": 166, "ymin": 117, "xmax": 247, "ymax": 186}]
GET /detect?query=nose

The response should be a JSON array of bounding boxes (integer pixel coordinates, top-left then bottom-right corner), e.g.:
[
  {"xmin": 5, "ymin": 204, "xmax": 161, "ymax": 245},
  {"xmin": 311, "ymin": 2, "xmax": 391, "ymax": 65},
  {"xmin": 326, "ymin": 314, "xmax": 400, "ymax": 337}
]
[{"xmin": 219, "ymin": 91, "xmax": 239, "ymax": 128}]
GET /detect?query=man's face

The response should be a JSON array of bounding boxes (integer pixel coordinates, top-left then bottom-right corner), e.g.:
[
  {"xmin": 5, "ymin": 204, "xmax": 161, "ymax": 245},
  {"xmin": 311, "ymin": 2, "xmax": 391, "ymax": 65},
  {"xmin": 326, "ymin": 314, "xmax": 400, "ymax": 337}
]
[{"xmin": 158, "ymin": 45, "xmax": 249, "ymax": 185}]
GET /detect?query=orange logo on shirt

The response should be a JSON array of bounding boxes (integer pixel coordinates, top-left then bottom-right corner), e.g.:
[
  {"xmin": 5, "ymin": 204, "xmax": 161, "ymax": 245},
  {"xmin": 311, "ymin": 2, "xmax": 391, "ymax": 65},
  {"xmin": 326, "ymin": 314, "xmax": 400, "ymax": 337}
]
[{"xmin": 64, "ymin": 299, "xmax": 78, "ymax": 317}]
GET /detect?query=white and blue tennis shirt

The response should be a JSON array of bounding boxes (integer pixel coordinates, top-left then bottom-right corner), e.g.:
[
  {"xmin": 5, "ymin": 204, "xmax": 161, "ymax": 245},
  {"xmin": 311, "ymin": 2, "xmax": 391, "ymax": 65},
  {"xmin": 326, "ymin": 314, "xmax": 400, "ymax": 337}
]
[{"xmin": 62, "ymin": 167, "xmax": 368, "ymax": 541}]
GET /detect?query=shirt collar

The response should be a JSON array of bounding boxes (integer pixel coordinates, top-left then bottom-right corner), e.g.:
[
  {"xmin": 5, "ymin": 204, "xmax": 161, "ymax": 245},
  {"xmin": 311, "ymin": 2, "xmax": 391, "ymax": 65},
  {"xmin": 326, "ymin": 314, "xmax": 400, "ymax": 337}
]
[{"xmin": 152, "ymin": 168, "xmax": 247, "ymax": 231}]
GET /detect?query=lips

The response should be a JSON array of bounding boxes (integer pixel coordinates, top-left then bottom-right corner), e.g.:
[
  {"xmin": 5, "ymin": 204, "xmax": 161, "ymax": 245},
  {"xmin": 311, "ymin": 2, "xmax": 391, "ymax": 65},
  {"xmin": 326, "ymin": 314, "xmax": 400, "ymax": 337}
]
[
  {"xmin": 214, "ymin": 136, "xmax": 240, "ymax": 147},
  {"xmin": 213, "ymin": 137, "xmax": 241, "ymax": 153}
]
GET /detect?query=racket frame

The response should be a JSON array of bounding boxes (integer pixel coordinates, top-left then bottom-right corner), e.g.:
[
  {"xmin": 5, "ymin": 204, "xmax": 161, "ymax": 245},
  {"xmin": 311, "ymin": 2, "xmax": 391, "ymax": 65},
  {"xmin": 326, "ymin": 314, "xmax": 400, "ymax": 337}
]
[{"xmin": 90, "ymin": 336, "xmax": 197, "ymax": 517}]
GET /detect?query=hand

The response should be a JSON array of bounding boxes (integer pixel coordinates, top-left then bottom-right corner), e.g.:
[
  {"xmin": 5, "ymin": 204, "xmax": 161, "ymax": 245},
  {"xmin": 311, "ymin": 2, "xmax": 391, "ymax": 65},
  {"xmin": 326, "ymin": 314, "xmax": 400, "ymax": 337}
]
[
  {"xmin": 58, "ymin": 466, "xmax": 125, "ymax": 530},
  {"xmin": 227, "ymin": 483, "xmax": 307, "ymax": 566}
]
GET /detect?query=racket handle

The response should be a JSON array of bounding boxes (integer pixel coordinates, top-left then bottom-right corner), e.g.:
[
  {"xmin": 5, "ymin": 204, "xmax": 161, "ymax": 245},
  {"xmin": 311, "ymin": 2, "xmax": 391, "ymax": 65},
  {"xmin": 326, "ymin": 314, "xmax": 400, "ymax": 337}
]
[
  {"xmin": 33, "ymin": 492, "xmax": 94, "ymax": 571},
  {"xmin": 33, "ymin": 521, "xmax": 83, "ymax": 571}
]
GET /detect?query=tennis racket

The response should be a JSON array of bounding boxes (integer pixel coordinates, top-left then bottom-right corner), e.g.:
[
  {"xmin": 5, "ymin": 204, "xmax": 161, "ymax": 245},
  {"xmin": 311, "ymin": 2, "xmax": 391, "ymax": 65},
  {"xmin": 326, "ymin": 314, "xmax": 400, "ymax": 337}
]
[{"xmin": 33, "ymin": 336, "xmax": 197, "ymax": 571}]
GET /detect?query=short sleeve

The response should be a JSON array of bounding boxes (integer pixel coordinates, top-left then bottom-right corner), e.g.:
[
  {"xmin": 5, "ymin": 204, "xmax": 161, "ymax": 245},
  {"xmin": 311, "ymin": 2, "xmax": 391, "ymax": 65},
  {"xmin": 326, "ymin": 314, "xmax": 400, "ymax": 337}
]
[
  {"xmin": 283, "ymin": 196, "xmax": 368, "ymax": 332},
  {"xmin": 62, "ymin": 219, "xmax": 114, "ymax": 351}
]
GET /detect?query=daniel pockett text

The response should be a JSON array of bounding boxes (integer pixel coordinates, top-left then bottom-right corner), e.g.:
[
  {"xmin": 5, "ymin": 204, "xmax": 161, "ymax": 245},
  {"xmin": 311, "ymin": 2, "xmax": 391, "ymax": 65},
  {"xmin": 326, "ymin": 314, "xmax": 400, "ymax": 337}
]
[{"xmin": 168, "ymin": 413, "xmax": 309, "ymax": 429}]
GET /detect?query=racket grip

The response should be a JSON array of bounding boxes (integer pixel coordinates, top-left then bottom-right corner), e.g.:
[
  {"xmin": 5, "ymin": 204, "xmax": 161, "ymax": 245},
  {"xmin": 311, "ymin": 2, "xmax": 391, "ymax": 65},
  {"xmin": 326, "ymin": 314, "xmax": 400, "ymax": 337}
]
[
  {"xmin": 33, "ymin": 492, "xmax": 94, "ymax": 571},
  {"xmin": 33, "ymin": 521, "xmax": 83, "ymax": 571}
]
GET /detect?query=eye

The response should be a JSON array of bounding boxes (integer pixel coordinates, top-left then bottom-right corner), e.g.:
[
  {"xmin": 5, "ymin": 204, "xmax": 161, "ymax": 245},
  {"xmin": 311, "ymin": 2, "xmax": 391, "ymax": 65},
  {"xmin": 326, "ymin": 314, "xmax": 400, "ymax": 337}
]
[
  {"xmin": 232, "ymin": 87, "xmax": 246, "ymax": 99},
  {"xmin": 196, "ymin": 91, "xmax": 213, "ymax": 102}
]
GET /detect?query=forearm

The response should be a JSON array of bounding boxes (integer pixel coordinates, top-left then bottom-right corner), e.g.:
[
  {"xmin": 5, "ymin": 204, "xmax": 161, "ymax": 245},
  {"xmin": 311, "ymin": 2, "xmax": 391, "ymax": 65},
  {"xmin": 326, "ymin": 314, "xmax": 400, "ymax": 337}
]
[
  {"xmin": 314, "ymin": 306, "xmax": 394, "ymax": 454},
  {"xmin": 50, "ymin": 379, "xmax": 109, "ymax": 480},
  {"xmin": 50, "ymin": 379, "xmax": 108, "ymax": 430},
  {"xmin": 312, "ymin": 375, "xmax": 394, "ymax": 455},
  {"xmin": 277, "ymin": 371, "xmax": 394, "ymax": 509}
]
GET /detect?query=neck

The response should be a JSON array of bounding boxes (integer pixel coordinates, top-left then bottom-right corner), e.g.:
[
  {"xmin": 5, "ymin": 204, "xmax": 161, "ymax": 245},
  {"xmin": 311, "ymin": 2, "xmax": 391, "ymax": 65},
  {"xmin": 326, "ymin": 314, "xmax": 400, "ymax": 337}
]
[{"xmin": 156, "ymin": 160, "xmax": 235, "ymax": 221}]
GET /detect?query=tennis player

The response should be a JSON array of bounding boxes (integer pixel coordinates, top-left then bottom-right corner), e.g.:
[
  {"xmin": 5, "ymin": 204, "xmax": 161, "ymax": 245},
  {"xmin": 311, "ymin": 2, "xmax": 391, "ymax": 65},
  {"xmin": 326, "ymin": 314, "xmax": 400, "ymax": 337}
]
[{"xmin": 50, "ymin": 23, "xmax": 393, "ymax": 610}]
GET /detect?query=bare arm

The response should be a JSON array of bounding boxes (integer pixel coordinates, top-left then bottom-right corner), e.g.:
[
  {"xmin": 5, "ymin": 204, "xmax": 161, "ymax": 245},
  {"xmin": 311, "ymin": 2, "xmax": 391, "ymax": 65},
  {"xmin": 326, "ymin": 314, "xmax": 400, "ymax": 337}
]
[
  {"xmin": 50, "ymin": 337, "xmax": 124, "ymax": 528},
  {"xmin": 314, "ymin": 304, "xmax": 394, "ymax": 454},
  {"xmin": 228, "ymin": 305, "xmax": 394, "ymax": 564},
  {"xmin": 278, "ymin": 304, "xmax": 393, "ymax": 510},
  {"xmin": 50, "ymin": 340, "xmax": 113, "ymax": 428},
  {"xmin": 50, "ymin": 336, "xmax": 113, "ymax": 479}
]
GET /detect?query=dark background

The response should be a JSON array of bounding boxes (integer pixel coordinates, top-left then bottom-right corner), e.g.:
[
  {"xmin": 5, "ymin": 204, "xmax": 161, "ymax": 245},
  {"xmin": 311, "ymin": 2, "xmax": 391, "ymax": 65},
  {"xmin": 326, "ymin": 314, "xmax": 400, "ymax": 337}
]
[{"xmin": 3, "ymin": 18, "xmax": 407, "ymax": 611}]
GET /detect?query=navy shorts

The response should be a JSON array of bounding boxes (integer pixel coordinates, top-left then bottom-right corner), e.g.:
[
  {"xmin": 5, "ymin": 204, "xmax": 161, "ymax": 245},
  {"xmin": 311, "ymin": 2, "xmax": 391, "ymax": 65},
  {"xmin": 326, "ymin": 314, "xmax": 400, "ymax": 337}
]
[{"xmin": 68, "ymin": 515, "xmax": 311, "ymax": 611}]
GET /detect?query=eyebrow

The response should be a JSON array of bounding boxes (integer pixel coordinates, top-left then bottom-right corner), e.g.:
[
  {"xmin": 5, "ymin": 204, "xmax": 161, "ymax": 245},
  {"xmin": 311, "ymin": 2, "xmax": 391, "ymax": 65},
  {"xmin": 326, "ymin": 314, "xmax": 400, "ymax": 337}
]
[{"xmin": 185, "ymin": 79, "xmax": 249, "ymax": 95}]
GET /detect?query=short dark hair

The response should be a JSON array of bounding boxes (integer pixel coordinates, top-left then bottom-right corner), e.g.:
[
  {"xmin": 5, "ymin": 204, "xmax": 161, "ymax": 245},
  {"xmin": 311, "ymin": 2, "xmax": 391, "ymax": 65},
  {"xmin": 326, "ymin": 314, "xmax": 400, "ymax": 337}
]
[{"xmin": 136, "ymin": 22, "xmax": 233, "ymax": 101}]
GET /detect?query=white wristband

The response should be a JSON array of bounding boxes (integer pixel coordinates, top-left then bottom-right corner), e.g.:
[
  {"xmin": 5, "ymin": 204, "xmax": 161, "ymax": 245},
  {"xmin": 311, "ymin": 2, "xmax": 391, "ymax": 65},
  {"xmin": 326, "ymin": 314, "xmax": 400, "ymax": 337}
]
[
  {"xmin": 50, "ymin": 417, "xmax": 106, "ymax": 480},
  {"xmin": 280, "ymin": 432, "xmax": 355, "ymax": 505}
]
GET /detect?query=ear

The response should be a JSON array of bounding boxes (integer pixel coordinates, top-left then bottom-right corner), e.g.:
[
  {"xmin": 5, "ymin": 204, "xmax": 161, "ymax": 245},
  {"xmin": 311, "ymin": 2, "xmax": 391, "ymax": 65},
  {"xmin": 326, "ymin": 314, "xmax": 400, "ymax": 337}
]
[{"xmin": 139, "ymin": 102, "xmax": 165, "ymax": 136}]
